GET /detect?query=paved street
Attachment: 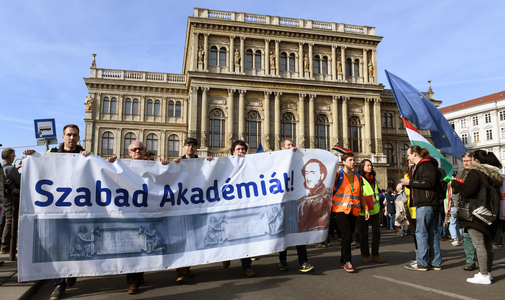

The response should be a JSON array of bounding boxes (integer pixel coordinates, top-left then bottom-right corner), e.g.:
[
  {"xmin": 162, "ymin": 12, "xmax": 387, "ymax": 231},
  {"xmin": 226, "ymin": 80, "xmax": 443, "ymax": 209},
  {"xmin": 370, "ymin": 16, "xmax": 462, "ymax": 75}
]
[{"xmin": 21, "ymin": 229, "xmax": 505, "ymax": 300}]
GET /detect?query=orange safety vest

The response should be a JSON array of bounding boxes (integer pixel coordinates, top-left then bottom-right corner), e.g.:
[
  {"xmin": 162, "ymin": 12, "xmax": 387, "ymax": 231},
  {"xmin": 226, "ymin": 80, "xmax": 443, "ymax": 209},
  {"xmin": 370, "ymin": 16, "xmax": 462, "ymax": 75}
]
[{"xmin": 332, "ymin": 172, "xmax": 362, "ymax": 216}]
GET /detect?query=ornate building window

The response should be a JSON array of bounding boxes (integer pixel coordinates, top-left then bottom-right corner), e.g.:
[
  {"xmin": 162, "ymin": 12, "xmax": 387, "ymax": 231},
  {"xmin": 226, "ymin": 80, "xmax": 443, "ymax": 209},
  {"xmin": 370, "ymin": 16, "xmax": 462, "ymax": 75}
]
[
  {"xmin": 246, "ymin": 49, "xmax": 253, "ymax": 68},
  {"xmin": 315, "ymin": 114, "xmax": 330, "ymax": 150},
  {"xmin": 219, "ymin": 48, "xmax": 226, "ymax": 66},
  {"xmin": 168, "ymin": 101, "xmax": 174, "ymax": 117},
  {"xmin": 382, "ymin": 112, "xmax": 394, "ymax": 128},
  {"xmin": 110, "ymin": 97, "xmax": 117, "ymax": 114},
  {"xmin": 280, "ymin": 52, "xmax": 287, "ymax": 71},
  {"xmin": 146, "ymin": 133, "xmax": 158, "ymax": 155},
  {"xmin": 101, "ymin": 131, "xmax": 114, "ymax": 155},
  {"xmin": 501, "ymin": 128, "xmax": 505, "ymax": 139},
  {"xmin": 348, "ymin": 116, "xmax": 361, "ymax": 153},
  {"xmin": 345, "ymin": 58, "xmax": 352, "ymax": 76},
  {"xmin": 289, "ymin": 53, "xmax": 295, "ymax": 71},
  {"xmin": 384, "ymin": 143, "xmax": 394, "ymax": 163},
  {"xmin": 210, "ymin": 46, "xmax": 218, "ymax": 65},
  {"xmin": 209, "ymin": 108, "xmax": 225, "ymax": 148},
  {"xmin": 154, "ymin": 100, "xmax": 160, "ymax": 116},
  {"xmin": 246, "ymin": 110, "xmax": 261, "ymax": 149},
  {"xmin": 387, "ymin": 113, "xmax": 393, "ymax": 128},
  {"xmin": 460, "ymin": 118, "xmax": 466, "ymax": 128},
  {"xmin": 125, "ymin": 98, "xmax": 132, "ymax": 115},
  {"xmin": 167, "ymin": 134, "xmax": 179, "ymax": 157},
  {"xmin": 147, "ymin": 99, "xmax": 153, "ymax": 116},
  {"xmin": 322, "ymin": 56, "xmax": 328, "ymax": 74},
  {"xmin": 175, "ymin": 101, "xmax": 181, "ymax": 117},
  {"xmin": 472, "ymin": 116, "xmax": 479, "ymax": 126},
  {"xmin": 281, "ymin": 112, "xmax": 297, "ymax": 144},
  {"xmin": 132, "ymin": 99, "xmax": 139, "ymax": 115},
  {"xmin": 354, "ymin": 59, "xmax": 359, "ymax": 76},
  {"xmin": 401, "ymin": 143, "xmax": 409, "ymax": 164},
  {"xmin": 473, "ymin": 131, "xmax": 480, "ymax": 142},
  {"xmin": 461, "ymin": 133, "xmax": 468, "ymax": 144},
  {"xmin": 255, "ymin": 50, "xmax": 261, "ymax": 69},
  {"xmin": 124, "ymin": 132, "xmax": 136, "ymax": 154},
  {"xmin": 103, "ymin": 97, "xmax": 110, "ymax": 114},
  {"xmin": 485, "ymin": 113, "xmax": 491, "ymax": 123},
  {"xmin": 313, "ymin": 55, "xmax": 320, "ymax": 74},
  {"xmin": 500, "ymin": 111, "xmax": 505, "ymax": 121},
  {"xmin": 486, "ymin": 129, "xmax": 493, "ymax": 140}
]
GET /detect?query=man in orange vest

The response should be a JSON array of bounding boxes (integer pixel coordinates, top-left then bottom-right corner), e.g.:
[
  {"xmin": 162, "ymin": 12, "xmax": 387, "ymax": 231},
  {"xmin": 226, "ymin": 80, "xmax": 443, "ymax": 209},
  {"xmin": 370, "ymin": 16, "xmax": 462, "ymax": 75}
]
[{"xmin": 333, "ymin": 152, "xmax": 369, "ymax": 272}]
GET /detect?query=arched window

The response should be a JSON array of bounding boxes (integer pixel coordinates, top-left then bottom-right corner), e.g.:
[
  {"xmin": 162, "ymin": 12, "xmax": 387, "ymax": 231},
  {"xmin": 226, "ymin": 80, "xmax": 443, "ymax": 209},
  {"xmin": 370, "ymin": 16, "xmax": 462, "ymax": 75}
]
[
  {"xmin": 103, "ymin": 97, "xmax": 110, "ymax": 114},
  {"xmin": 132, "ymin": 99, "xmax": 139, "ymax": 115},
  {"xmin": 322, "ymin": 56, "xmax": 328, "ymax": 74},
  {"xmin": 246, "ymin": 110, "xmax": 261, "ymax": 149},
  {"xmin": 124, "ymin": 132, "xmax": 136, "ymax": 154},
  {"xmin": 401, "ymin": 144, "xmax": 409, "ymax": 164},
  {"xmin": 147, "ymin": 99, "xmax": 153, "ymax": 116},
  {"xmin": 387, "ymin": 113, "xmax": 393, "ymax": 128},
  {"xmin": 314, "ymin": 55, "xmax": 320, "ymax": 74},
  {"xmin": 255, "ymin": 50, "xmax": 261, "ymax": 69},
  {"xmin": 246, "ymin": 49, "xmax": 253, "ymax": 68},
  {"xmin": 110, "ymin": 97, "xmax": 117, "ymax": 114},
  {"xmin": 281, "ymin": 112, "xmax": 296, "ymax": 145},
  {"xmin": 348, "ymin": 116, "xmax": 361, "ymax": 153},
  {"xmin": 280, "ymin": 52, "xmax": 287, "ymax": 71},
  {"xmin": 210, "ymin": 46, "xmax": 218, "ymax": 66},
  {"xmin": 168, "ymin": 101, "xmax": 174, "ymax": 117},
  {"xmin": 154, "ymin": 100, "xmax": 160, "ymax": 116},
  {"xmin": 167, "ymin": 134, "xmax": 179, "ymax": 157},
  {"xmin": 125, "ymin": 98, "xmax": 131, "ymax": 115},
  {"xmin": 382, "ymin": 113, "xmax": 387, "ymax": 128},
  {"xmin": 354, "ymin": 59, "xmax": 359, "ymax": 77},
  {"xmin": 175, "ymin": 101, "xmax": 181, "ymax": 117},
  {"xmin": 209, "ymin": 108, "xmax": 225, "ymax": 147},
  {"xmin": 345, "ymin": 58, "xmax": 352, "ymax": 77},
  {"xmin": 316, "ymin": 114, "xmax": 330, "ymax": 150},
  {"xmin": 384, "ymin": 143, "xmax": 394, "ymax": 163},
  {"xmin": 219, "ymin": 48, "xmax": 226, "ymax": 66},
  {"xmin": 399, "ymin": 117, "xmax": 405, "ymax": 129},
  {"xmin": 146, "ymin": 133, "xmax": 158, "ymax": 155},
  {"xmin": 101, "ymin": 131, "xmax": 114, "ymax": 155},
  {"xmin": 289, "ymin": 53, "xmax": 295, "ymax": 72}
]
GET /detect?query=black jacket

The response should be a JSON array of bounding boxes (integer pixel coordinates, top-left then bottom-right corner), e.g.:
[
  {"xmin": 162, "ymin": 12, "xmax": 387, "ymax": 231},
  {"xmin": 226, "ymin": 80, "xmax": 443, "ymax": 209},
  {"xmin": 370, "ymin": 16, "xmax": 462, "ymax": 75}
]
[
  {"xmin": 50, "ymin": 143, "xmax": 85, "ymax": 154},
  {"xmin": 407, "ymin": 156, "xmax": 438, "ymax": 208},
  {"xmin": 452, "ymin": 163, "xmax": 503, "ymax": 237}
]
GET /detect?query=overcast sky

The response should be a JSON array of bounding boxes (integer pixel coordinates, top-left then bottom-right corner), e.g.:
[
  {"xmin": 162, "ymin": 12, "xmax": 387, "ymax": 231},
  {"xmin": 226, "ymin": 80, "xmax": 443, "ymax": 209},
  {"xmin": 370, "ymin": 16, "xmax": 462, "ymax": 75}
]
[{"xmin": 1, "ymin": 0, "xmax": 504, "ymax": 155}]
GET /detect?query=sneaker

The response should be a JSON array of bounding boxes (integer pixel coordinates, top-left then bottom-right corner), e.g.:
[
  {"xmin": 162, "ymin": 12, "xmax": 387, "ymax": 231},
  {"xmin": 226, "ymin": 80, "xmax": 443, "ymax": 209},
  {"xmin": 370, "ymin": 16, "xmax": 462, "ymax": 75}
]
[
  {"xmin": 463, "ymin": 263, "xmax": 477, "ymax": 271},
  {"xmin": 342, "ymin": 262, "xmax": 354, "ymax": 273},
  {"xmin": 299, "ymin": 262, "xmax": 315, "ymax": 273},
  {"xmin": 466, "ymin": 272, "xmax": 491, "ymax": 284},
  {"xmin": 241, "ymin": 268, "xmax": 256, "ymax": 277},
  {"xmin": 67, "ymin": 277, "xmax": 76, "ymax": 287},
  {"xmin": 279, "ymin": 260, "xmax": 289, "ymax": 271},
  {"xmin": 404, "ymin": 261, "xmax": 428, "ymax": 271},
  {"xmin": 428, "ymin": 264, "xmax": 442, "ymax": 271},
  {"xmin": 451, "ymin": 240, "xmax": 462, "ymax": 246},
  {"xmin": 315, "ymin": 242, "xmax": 330, "ymax": 248},
  {"xmin": 50, "ymin": 285, "xmax": 65, "ymax": 300},
  {"xmin": 340, "ymin": 262, "xmax": 345, "ymax": 268}
]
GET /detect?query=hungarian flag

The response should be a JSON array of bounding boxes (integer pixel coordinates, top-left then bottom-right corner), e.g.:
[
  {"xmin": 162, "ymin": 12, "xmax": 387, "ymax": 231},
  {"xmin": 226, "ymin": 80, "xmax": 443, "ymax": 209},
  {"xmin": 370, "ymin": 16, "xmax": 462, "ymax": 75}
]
[
  {"xmin": 403, "ymin": 118, "xmax": 453, "ymax": 176},
  {"xmin": 332, "ymin": 145, "xmax": 352, "ymax": 154}
]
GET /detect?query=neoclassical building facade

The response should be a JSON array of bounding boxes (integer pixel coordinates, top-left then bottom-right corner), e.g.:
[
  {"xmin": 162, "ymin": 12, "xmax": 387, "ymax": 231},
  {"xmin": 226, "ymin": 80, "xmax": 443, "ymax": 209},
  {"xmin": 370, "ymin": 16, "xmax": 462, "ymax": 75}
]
[{"xmin": 83, "ymin": 8, "xmax": 437, "ymax": 188}]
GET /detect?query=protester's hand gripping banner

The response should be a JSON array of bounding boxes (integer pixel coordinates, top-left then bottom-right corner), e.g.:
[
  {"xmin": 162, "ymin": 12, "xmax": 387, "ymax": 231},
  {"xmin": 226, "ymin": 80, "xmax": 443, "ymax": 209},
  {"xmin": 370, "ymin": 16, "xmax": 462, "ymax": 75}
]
[{"xmin": 18, "ymin": 150, "xmax": 338, "ymax": 281}]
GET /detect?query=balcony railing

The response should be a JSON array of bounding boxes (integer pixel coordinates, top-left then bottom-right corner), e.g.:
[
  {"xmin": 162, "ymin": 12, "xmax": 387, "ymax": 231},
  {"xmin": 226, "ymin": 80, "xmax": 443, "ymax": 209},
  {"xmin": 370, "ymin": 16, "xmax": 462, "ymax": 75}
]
[{"xmin": 91, "ymin": 69, "xmax": 186, "ymax": 84}]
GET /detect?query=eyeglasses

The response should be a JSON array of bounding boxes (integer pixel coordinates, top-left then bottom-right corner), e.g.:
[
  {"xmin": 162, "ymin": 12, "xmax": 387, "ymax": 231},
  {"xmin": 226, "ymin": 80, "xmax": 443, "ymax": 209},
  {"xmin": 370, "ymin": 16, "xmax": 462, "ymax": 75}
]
[{"xmin": 129, "ymin": 147, "xmax": 145, "ymax": 152}]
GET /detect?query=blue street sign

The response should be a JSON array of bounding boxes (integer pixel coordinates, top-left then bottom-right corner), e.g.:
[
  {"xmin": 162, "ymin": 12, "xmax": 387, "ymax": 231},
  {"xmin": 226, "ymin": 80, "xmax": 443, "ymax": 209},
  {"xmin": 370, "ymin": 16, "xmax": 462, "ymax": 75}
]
[{"xmin": 34, "ymin": 119, "xmax": 57, "ymax": 139}]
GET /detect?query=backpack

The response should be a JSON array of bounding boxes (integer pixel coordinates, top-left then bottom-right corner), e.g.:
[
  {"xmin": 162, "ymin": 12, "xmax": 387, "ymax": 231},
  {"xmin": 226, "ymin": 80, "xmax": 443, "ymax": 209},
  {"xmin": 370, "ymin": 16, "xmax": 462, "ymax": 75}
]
[
  {"xmin": 333, "ymin": 170, "xmax": 361, "ymax": 195},
  {"xmin": 470, "ymin": 171, "xmax": 500, "ymax": 226}
]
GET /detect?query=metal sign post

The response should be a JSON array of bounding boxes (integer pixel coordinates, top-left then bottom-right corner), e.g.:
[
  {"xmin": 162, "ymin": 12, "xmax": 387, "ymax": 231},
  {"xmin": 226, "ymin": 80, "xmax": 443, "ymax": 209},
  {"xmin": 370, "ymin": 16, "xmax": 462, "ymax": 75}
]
[{"xmin": 34, "ymin": 118, "xmax": 58, "ymax": 151}]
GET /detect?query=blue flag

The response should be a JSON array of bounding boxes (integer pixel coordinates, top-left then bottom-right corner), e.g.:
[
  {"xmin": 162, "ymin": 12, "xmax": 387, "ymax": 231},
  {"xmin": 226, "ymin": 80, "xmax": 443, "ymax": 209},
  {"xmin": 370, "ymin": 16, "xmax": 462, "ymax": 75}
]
[
  {"xmin": 385, "ymin": 70, "xmax": 467, "ymax": 159},
  {"xmin": 256, "ymin": 142, "xmax": 264, "ymax": 153}
]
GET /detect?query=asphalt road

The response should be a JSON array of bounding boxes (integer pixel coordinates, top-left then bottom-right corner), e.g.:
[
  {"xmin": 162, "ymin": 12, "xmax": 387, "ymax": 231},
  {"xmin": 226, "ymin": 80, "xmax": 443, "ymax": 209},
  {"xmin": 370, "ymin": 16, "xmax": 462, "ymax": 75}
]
[{"xmin": 29, "ymin": 229, "xmax": 505, "ymax": 300}]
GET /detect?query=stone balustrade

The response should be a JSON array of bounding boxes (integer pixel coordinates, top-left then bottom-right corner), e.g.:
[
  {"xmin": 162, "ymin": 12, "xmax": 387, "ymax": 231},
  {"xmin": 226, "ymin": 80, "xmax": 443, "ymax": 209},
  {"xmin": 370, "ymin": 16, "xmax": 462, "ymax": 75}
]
[
  {"xmin": 194, "ymin": 8, "xmax": 376, "ymax": 36},
  {"xmin": 92, "ymin": 69, "xmax": 186, "ymax": 83}
]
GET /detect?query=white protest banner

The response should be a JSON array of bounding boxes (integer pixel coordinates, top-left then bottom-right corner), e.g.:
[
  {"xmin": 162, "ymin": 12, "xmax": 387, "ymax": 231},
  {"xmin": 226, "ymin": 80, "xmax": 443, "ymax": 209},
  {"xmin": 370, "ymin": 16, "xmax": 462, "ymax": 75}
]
[{"xmin": 18, "ymin": 149, "xmax": 338, "ymax": 281}]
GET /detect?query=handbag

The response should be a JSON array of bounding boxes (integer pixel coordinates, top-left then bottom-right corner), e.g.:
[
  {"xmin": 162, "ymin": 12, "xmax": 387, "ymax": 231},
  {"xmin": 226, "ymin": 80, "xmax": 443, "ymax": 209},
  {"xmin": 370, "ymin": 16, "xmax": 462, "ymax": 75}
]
[{"xmin": 456, "ymin": 199, "xmax": 473, "ymax": 222}]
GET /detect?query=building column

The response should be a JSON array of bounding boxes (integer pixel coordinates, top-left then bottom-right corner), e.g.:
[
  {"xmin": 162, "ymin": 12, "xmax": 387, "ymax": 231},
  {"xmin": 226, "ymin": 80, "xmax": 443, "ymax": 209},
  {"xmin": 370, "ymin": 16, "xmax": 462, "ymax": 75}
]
[
  {"xmin": 363, "ymin": 49, "xmax": 369, "ymax": 84},
  {"xmin": 227, "ymin": 89, "xmax": 236, "ymax": 148},
  {"xmin": 309, "ymin": 94, "xmax": 316, "ymax": 148},
  {"xmin": 188, "ymin": 87, "xmax": 199, "ymax": 137},
  {"xmin": 140, "ymin": 96, "xmax": 145, "ymax": 122},
  {"xmin": 118, "ymin": 94, "xmax": 124, "ymax": 121},
  {"xmin": 265, "ymin": 39, "xmax": 270, "ymax": 72},
  {"xmin": 374, "ymin": 98, "xmax": 382, "ymax": 153},
  {"xmin": 240, "ymin": 36, "xmax": 245, "ymax": 74},
  {"xmin": 193, "ymin": 32, "xmax": 199, "ymax": 71},
  {"xmin": 331, "ymin": 46, "xmax": 337, "ymax": 81},
  {"xmin": 274, "ymin": 92, "xmax": 282, "ymax": 150},
  {"xmin": 238, "ymin": 89, "xmax": 246, "ymax": 140},
  {"xmin": 275, "ymin": 40, "xmax": 280, "ymax": 77},
  {"xmin": 341, "ymin": 46, "xmax": 346, "ymax": 82},
  {"xmin": 203, "ymin": 34, "xmax": 209, "ymax": 72},
  {"xmin": 373, "ymin": 49, "xmax": 378, "ymax": 82},
  {"xmin": 229, "ymin": 36, "xmax": 235, "ymax": 73},
  {"xmin": 298, "ymin": 93, "xmax": 306, "ymax": 148},
  {"xmin": 342, "ymin": 96, "xmax": 349, "ymax": 149},
  {"xmin": 332, "ymin": 95, "xmax": 339, "ymax": 147},
  {"xmin": 299, "ymin": 42, "xmax": 304, "ymax": 78},
  {"xmin": 309, "ymin": 43, "xmax": 314, "ymax": 79},
  {"xmin": 364, "ymin": 98, "xmax": 372, "ymax": 154},
  {"xmin": 161, "ymin": 96, "xmax": 167, "ymax": 123},
  {"xmin": 263, "ymin": 91, "xmax": 272, "ymax": 150},
  {"xmin": 201, "ymin": 87, "xmax": 210, "ymax": 148},
  {"xmin": 160, "ymin": 131, "xmax": 166, "ymax": 159}
]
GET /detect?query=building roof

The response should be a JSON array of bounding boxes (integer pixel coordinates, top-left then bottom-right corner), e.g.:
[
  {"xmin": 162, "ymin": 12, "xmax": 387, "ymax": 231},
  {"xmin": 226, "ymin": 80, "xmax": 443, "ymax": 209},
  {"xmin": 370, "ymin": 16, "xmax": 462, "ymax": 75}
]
[{"xmin": 439, "ymin": 90, "xmax": 505, "ymax": 113}]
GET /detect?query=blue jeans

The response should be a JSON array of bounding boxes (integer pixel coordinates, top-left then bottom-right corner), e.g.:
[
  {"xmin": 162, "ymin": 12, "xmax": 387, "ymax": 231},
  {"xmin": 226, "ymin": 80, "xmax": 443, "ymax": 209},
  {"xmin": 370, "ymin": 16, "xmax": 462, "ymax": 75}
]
[
  {"xmin": 449, "ymin": 207, "xmax": 462, "ymax": 239},
  {"xmin": 389, "ymin": 214, "xmax": 396, "ymax": 230},
  {"xmin": 415, "ymin": 206, "xmax": 441, "ymax": 267}
]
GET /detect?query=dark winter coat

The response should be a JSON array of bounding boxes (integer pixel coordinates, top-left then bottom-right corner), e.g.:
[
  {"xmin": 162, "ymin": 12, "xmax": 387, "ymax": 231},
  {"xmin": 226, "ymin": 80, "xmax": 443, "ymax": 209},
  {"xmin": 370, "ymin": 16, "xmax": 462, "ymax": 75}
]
[
  {"xmin": 385, "ymin": 193, "xmax": 396, "ymax": 214},
  {"xmin": 407, "ymin": 156, "xmax": 438, "ymax": 208}
]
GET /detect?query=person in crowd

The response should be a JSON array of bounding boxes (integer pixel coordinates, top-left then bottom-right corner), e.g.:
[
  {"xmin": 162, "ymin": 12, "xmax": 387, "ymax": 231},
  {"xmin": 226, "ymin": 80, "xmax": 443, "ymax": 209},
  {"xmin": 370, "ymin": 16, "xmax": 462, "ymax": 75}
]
[
  {"xmin": 23, "ymin": 124, "xmax": 91, "ymax": 300},
  {"xmin": 395, "ymin": 183, "xmax": 410, "ymax": 236},
  {"xmin": 385, "ymin": 188, "xmax": 396, "ymax": 231},
  {"xmin": 221, "ymin": 140, "xmax": 256, "ymax": 277},
  {"xmin": 450, "ymin": 153, "xmax": 473, "ymax": 248},
  {"xmin": 333, "ymin": 152, "xmax": 369, "ymax": 273},
  {"xmin": 145, "ymin": 150, "xmax": 156, "ymax": 161},
  {"xmin": 0, "ymin": 148, "xmax": 21, "ymax": 255},
  {"xmin": 451, "ymin": 150, "xmax": 503, "ymax": 284},
  {"xmin": 401, "ymin": 146, "xmax": 441, "ymax": 271},
  {"xmin": 378, "ymin": 189, "xmax": 387, "ymax": 227},
  {"xmin": 357, "ymin": 159, "xmax": 384, "ymax": 263},
  {"xmin": 403, "ymin": 161, "xmax": 418, "ymax": 257}
]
